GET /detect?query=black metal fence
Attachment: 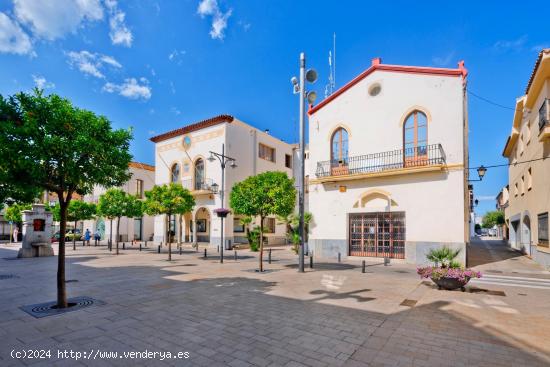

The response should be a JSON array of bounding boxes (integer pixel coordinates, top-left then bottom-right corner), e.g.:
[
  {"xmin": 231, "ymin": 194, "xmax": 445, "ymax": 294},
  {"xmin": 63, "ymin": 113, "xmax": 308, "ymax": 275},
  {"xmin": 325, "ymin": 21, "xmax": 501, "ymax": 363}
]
[
  {"xmin": 315, "ymin": 144, "xmax": 446, "ymax": 178},
  {"xmin": 182, "ymin": 178, "xmax": 214, "ymax": 191}
]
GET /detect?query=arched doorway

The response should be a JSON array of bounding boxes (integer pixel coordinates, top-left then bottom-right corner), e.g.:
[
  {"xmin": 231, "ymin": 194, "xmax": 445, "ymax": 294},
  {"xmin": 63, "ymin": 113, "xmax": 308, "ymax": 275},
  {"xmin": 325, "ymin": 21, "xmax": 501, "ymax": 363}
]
[
  {"xmin": 195, "ymin": 207, "xmax": 211, "ymax": 243},
  {"xmin": 183, "ymin": 212, "xmax": 193, "ymax": 242},
  {"xmin": 95, "ymin": 218, "xmax": 105, "ymax": 240},
  {"xmin": 521, "ymin": 215, "xmax": 531, "ymax": 255}
]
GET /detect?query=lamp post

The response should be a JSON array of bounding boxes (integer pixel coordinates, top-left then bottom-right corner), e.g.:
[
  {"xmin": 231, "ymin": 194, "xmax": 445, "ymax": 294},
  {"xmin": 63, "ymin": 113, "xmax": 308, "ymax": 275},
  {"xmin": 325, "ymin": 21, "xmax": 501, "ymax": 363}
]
[
  {"xmin": 208, "ymin": 143, "xmax": 237, "ymax": 264},
  {"xmin": 469, "ymin": 165, "xmax": 487, "ymax": 182},
  {"xmin": 291, "ymin": 53, "xmax": 317, "ymax": 273}
]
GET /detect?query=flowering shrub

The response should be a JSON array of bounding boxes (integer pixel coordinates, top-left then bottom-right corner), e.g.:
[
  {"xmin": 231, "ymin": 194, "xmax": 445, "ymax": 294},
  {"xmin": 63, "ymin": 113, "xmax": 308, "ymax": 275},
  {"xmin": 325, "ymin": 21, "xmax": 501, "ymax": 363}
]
[{"xmin": 417, "ymin": 266, "xmax": 482, "ymax": 282}]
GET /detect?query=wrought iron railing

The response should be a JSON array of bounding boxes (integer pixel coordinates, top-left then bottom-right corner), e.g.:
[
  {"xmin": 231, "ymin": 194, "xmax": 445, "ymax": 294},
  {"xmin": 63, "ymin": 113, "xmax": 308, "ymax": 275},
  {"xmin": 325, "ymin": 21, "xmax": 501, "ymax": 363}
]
[
  {"xmin": 182, "ymin": 178, "xmax": 215, "ymax": 191},
  {"xmin": 315, "ymin": 144, "xmax": 446, "ymax": 178}
]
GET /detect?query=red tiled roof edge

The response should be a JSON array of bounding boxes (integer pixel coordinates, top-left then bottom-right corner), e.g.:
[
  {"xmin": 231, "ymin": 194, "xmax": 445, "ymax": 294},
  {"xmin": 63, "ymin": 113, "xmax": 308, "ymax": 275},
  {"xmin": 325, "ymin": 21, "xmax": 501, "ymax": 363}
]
[
  {"xmin": 525, "ymin": 49, "xmax": 549, "ymax": 95},
  {"xmin": 129, "ymin": 161, "xmax": 155, "ymax": 171},
  {"xmin": 150, "ymin": 114, "xmax": 234, "ymax": 143}
]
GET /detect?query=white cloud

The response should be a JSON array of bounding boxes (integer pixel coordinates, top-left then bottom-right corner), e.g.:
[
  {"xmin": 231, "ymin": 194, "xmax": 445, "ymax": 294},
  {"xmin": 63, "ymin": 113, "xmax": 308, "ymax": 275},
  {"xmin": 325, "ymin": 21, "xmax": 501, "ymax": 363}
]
[
  {"xmin": 103, "ymin": 77, "xmax": 151, "ymax": 100},
  {"xmin": 432, "ymin": 51, "xmax": 455, "ymax": 67},
  {"xmin": 32, "ymin": 75, "xmax": 55, "ymax": 89},
  {"xmin": 170, "ymin": 106, "xmax": 181, "ymax": 115},
  {"xmin": 476, "ymin": 195, "xmax": 495, "ymax": 201},
  {"xmin": 13, "ymin": 0, "xmax": 104, "ymax": 40},
  {"xmin": 66, "ymin": 50, "xmax": 121, "ymax": 79},
  {"xmin": 493, "ymin": 35, "xmax": 527, "ymax": 52},
  {"xmin": 0, "ymin": 12, "xmax": 33, "ymax": 55},
  {"xmin": 197, "ymin": 0, "xmax": 232, "ymax": 40},
  {"xmin": 168, "ymin": 49, "xmax": 186, "ymax": 64},
  {"xmin": 105, "ymin": 0, "xmax": 133, "ymax": 47}
]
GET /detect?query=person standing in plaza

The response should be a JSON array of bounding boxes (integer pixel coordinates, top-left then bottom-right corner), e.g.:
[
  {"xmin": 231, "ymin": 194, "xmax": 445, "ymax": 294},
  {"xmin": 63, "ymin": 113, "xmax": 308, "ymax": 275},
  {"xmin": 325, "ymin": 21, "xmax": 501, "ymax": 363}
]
[
  {"xmin": 84, "ymin": 229, "xmax": 91, "ymax": 246},
  {"xmin": 12, "ymin": 227, "xmax": 19, "ymax": 243}
]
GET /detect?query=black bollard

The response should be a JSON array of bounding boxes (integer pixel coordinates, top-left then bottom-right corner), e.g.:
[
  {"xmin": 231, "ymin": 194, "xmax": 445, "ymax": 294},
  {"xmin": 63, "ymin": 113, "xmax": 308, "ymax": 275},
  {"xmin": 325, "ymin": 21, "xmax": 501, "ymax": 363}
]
[
  {"xmin": 123, "ymin": 242, "xmax": 125, "ymax": 250},
  {"xmin": 234, "ymin": 250, "xmax": 237, "ymax": 261},
  {"xmin": 157, "ymin": 245, "xmax": 160, "ymax": 254},
  {"xmin": 179, "ymin": 246, "xmax": 182, "ymax": 255},
  {"xmin": 145, "ymin": 241, "xmax": 148, "ymax": 247},
  {"xmin": 268, "ymin": 249, "xmax": 272, "ymax": 264},
  {"xmin": 310, "ymin": 255, "xmax": 313, "ymax": 269},
  {"xmin": 338, "ymin": 252, "xmax": 341, "ymax": 263},
  {"xmin": 217, "ymin": 245, "xmax": 219, "ymax": 253},
  {"xmin": 362, "ymin": 260, "xmax": 366, "ymax": 273},
  {"xmin": 204, "ymin": 248, "xmax": 207, "ymax": 258},
  {"xmin": 139, "ymin": 243, "xmax": 142, "ymax": 252},
  {"xmin": 95, "ymin": 239, "xmax": 97, "ymax": 247}
]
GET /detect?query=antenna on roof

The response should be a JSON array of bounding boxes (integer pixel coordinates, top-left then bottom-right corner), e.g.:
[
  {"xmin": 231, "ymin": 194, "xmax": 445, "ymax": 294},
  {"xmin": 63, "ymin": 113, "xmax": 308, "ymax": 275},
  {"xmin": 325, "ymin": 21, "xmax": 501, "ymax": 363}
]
[{"xmin": 325, "ymin": 33, "xmax": 336, "ymax": 99}]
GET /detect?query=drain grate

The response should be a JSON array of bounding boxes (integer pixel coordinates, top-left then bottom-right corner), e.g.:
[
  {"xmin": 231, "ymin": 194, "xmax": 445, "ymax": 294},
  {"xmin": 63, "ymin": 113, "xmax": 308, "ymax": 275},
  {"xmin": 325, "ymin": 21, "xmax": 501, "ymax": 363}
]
[
  {"xmin": 20, "ymin": 296, "xmax": 105, "ymax": 318},
  {"xmin": 0, "ymin": 274, "xmax": 19, "ymax": 280},
  {"xmin": 400, "ymin": 299, "xmax": 417, "ymax": 307}
]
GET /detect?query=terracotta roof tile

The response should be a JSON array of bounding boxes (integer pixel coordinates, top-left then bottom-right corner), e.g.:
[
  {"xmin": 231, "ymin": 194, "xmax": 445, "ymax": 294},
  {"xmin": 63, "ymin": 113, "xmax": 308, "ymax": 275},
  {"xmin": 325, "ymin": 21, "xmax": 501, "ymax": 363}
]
[
  {"xmin": 526, "ymin": 49, "xmax": 550, "ymax": 94},
  {"xmin": 150, "ymin": 114, "xmax": 234, "ymax": 143}
]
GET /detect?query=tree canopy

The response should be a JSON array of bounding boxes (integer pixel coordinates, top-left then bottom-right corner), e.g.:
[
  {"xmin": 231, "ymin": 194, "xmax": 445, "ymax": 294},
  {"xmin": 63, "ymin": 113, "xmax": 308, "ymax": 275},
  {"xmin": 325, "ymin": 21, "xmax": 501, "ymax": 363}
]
[
  {"xmin": 482, "ymin": 211, "xmax": 505, "ymax": 229},
  {"xmin": 230, "ymin": 171, "xmax": 296, "ymax": 271},
  {"xmin": 0, "ymin": 90, "xmax": 132, "ymax": 308},
  {"xmin": 3, "ymin": 203, "xmax": 31, "ymax": 224}
]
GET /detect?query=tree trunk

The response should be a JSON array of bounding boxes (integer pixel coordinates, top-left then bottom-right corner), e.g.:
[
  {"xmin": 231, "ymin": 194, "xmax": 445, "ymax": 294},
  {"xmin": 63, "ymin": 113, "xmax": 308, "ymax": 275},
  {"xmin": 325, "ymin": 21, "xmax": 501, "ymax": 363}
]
[
  {"xmin": 57, "ymin": 199, "xmax": 69, "ymax": 308},
  {"xmin": 178, "ymin": 214, "xmax": 182, "ymax": 246},
  {"xmin": 259, "ymin": 216, "xmax": 264, "ymax": 272},
  {"xmin": 116, "ymin": 216, "xmax": 120, "ymax": 255},
  {"xmin": 167, "ymin": 214, "xmax": 172, "ymax": 261},
  {"xmin": 73, "ymin": 220, "xmax": 77, "ymax": 250},
  {"xmin": 109, "ymin": 219, "xmax": 113, "ymax": 251}
]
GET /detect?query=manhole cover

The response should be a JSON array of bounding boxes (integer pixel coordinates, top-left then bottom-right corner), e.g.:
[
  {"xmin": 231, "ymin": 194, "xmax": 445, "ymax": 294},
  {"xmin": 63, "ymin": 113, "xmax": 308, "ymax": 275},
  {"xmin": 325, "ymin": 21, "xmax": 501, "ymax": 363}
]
[
  {"xmin": 400, "ymin": 299, "xmax": 417, "ymax": 307},
  {"xmin": 0, "ymin": 274, "xmax": 19, "ymax": 280},
  {"xmin": 20, "ymin": 296, "xmax": 105, "ymax": 318}
]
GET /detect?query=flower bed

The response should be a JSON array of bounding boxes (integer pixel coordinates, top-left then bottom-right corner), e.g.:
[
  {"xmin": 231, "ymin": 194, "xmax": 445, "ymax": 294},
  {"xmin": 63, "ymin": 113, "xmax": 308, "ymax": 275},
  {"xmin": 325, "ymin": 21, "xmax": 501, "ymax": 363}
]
[{"xmin": 417, "ymin": 266, "xmax": 482, "ymax": 291}]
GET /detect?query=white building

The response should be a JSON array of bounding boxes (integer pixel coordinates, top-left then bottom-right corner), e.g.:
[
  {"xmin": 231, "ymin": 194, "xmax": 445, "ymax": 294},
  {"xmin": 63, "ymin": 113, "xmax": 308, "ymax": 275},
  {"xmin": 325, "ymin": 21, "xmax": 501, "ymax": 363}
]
[
  {"xmin": 150, "ymin": 115, "xmax": 294, "ymax": 247},
  {"xmin": 82, "ymin": 162, "xmax": 156, "ymax": 242},
  {"xmin": 306, "ymin": 58, "xmax": 470, "ymax": 265}
]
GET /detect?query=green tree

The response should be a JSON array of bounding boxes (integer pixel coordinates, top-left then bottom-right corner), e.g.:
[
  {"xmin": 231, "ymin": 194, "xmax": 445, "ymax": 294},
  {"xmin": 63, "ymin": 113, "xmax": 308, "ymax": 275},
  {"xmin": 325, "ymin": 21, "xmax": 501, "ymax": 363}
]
[
  {"xmin": 4, "ymin": 202, "xmax": 31, "ymax": 242},
  {"xmin": 144, "ymin": 183, "xmax": 195, "ymax": 261},
  {"xmin": 230, "ymin": 171, "xmax": 296, "ymax": 271},
  {"xmin": 280, "ymin": 212, "xmax": 313, "ymax": 254},
  {"xmin": 53, "ymin": 201, "xmax": 96, "ymax": 249},
  {"xmin": 0, "ymin": 90, "xmax": 132, "ymax": 308},
  {"xmin": 239, "ymin": 216, "xmax": 254, "ymax": 247},
  {"xmin": 97, "ymin": 189, "xmax": 143, "ymax": 254},
  {"xmin": 482, "ymin": 211, "xmax": 505, "ymax": 229}
]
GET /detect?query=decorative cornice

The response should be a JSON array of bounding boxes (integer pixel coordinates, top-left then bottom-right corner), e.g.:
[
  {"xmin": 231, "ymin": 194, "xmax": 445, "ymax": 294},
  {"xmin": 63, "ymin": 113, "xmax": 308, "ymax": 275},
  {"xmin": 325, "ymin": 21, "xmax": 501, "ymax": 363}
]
[{"xmin": 150, "ymin": 114, "xmax": 234, "ymax": 143}]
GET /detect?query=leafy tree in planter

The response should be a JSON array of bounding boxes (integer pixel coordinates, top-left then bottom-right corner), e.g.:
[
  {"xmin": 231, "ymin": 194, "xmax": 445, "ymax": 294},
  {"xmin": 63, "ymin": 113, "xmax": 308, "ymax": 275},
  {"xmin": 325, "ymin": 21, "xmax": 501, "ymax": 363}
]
[
  {"xmin": 144, "ymin": 183, "xmax": 195, "ymax": 261},
  {"xmin": 98, "ymin": 189, "xmax": 142, "ymax": 254},
  {"xmin": 230, "ymin": 171, "xmax": 296, "ymax": 272},
  {"xmin": 0, "ymin": 90, "xmax": 132, "ymax": 308},
  {"xmin": 53, "ymin": 201, "xmax": 96, "ymax": 249}
]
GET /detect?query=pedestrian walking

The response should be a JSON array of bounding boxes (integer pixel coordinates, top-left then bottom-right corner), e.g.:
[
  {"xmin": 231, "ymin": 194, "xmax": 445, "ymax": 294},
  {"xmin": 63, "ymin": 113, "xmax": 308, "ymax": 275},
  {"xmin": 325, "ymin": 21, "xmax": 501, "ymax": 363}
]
[{"xmin": 84, "ymin": 229, "xmax": 91, "ymax": 246}]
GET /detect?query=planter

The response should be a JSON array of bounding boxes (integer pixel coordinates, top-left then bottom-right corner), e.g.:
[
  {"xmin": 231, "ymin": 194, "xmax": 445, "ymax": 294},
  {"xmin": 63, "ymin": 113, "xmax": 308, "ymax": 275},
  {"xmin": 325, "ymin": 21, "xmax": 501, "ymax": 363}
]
[{"xmin": 431, "ymin": 277, "xmax": 469, "ymax": 291}]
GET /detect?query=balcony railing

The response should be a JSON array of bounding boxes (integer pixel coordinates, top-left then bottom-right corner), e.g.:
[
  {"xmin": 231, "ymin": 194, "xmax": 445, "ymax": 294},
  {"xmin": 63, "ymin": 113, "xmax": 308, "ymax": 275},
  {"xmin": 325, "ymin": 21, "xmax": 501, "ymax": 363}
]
[
  {"xmin": 315, "ymin": 144, "xmax": 446, "ymax": 178},
  {"xmin": 182, "ymin": 178, "xmax": 215, "ymax": 192}
]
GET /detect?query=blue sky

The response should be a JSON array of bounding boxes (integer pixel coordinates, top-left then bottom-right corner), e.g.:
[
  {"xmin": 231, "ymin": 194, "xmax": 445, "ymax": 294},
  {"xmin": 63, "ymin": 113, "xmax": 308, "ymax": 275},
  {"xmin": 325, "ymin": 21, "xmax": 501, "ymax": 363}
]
[{"xmin": 0, "ymin": 0, "xmax": 548, "ymax": 216}]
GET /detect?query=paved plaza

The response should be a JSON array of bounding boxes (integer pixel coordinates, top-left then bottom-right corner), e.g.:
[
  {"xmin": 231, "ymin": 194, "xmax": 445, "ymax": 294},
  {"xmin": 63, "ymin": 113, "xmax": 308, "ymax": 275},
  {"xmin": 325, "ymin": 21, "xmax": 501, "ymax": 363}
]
[{"xmin": 1, "ymin": 239, "xmax": 550, "ymax": 366}]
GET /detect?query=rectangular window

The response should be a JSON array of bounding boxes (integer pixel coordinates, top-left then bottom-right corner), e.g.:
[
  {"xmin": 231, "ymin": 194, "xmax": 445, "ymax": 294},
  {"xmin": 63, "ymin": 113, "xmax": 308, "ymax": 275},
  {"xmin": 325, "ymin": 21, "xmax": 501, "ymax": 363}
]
[
  {"xmin": 259, "ymin": 143, "xmax": 276, "ymax": 162},
  {"xmin": 521, "ymin": 176, "xmax": 525, "ymax": 195},
  {"xmin": 136, "ymin": 179, "xmax": 144, "ymax": 198},
  {"xmin": 285, "ymin": 154, "xmax": 292, "ymax": 168},
  {"xmin": 262, "ymin": 217, "xmax": 276, "ymax": 233},
  {"xmin": 538, "ymin": 212, "xmax": 549, "ymax": 245},
  {"xmin": 514, "ymin": 183, "xmax": 518, "ymax": 197},
  {"xmin": 527, "ymin": 168, "xmax": 532, "ymax": 191},
  {"xmin": 233, "ymin": 218, "xmax": 245, "ymax": 233},
  {"xmin": 539, "ymin": 99, "xmax": 549, "ymax": 131}
]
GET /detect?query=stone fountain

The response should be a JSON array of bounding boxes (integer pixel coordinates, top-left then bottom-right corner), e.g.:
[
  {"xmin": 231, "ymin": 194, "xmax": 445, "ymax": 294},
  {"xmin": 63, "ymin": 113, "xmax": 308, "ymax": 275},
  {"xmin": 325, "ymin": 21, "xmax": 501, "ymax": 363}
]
[{"xmin": 17, "ymin": 204, "xmax": 54, "ymax": 258}]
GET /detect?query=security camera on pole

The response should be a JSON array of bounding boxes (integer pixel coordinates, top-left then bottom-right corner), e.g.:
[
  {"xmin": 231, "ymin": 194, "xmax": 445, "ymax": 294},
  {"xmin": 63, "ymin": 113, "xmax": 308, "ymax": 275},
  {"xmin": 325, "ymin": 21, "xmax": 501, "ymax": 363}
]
[{"xmin": 291, "ymin": 53, "xmax": 317, "ymax": 273}]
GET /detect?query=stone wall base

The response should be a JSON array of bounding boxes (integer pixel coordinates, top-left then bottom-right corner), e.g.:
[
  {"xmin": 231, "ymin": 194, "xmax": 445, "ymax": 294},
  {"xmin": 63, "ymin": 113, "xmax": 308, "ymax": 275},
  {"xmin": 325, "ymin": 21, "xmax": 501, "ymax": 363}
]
[{"xmin": 18, "ymin": 243, "xmax": 54, "ymax": 258}]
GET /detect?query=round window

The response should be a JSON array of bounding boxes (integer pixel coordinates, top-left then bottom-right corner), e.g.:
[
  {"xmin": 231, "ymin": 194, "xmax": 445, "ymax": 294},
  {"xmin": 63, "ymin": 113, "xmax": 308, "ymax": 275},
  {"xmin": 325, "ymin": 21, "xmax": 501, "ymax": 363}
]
[{"xmin": 369, "ymin": 83, "xmax": 381, "ymax": 97}]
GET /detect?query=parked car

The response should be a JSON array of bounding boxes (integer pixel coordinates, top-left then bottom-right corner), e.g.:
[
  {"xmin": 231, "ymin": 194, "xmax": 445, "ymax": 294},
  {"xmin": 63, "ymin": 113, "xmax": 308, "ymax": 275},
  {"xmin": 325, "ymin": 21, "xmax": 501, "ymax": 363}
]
[{"xmin": 51, "ymin": 229, "xmax": 83, "ymax": 242}]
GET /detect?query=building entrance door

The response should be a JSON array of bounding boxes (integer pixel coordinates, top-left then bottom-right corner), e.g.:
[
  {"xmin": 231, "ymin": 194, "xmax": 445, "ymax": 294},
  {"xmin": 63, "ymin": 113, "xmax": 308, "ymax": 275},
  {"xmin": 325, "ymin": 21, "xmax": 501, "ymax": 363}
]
[{"xmin": 349, "ymin": 212, "xmax": 405, "ymax": 258}]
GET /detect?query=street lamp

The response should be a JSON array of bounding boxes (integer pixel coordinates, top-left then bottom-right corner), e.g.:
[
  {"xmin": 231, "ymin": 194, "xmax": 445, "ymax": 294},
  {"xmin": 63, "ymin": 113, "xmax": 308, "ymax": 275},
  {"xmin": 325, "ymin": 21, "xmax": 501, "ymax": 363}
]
[
  {"xmin": 208, "ymin": 143, "xmax": 237, "ymax": 264},
  {"xmin": 469, "ymin": 165, "xmax": 487, "ymax": 182},
  {"xmin": 291, "ymin": 53, "xmax": 317, "ymax": 273}
]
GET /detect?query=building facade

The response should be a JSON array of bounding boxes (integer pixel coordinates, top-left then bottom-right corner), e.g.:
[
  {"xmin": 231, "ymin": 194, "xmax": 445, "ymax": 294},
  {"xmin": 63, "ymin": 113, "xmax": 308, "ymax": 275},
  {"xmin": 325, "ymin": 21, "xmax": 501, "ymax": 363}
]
[
  {"xmin": 82, "ymin": 162, "xmax": 156, "ymax": 242},
  {"xmin": 306, "ymin": 58, "xmax": 470, "ymax": 265},
  {"xmin": 150, "ymin": 115, "xmax": 294, "ymax": 247},
  {"xmin": 502, "ymin": 49, "xmax": 550, "ymax": 267}
]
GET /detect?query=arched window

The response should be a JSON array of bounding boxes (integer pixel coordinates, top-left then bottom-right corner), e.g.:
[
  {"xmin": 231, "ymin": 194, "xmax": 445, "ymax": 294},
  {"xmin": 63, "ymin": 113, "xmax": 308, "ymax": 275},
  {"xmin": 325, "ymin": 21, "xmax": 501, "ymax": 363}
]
[
  {"xmin": 331, "ymin": 127, "xmax": 349, "ymax": 164},
  {"xmin": 403, "ymin": 110, "xmax": 427, "ymax": 163},
  {"xmin": 170, "ymin": 163, "xmax": 180, "ymax": 183},
  {"xmin": 194, "ymin": 158, "xmax": 205, "ymax": 190}
]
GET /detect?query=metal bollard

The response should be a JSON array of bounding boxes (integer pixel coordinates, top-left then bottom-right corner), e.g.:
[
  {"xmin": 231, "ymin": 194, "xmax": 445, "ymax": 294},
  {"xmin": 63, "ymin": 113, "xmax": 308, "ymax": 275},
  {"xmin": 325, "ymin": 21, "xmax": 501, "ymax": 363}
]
[
  {"xmin": 145, "ymin": 241, "xmax": 148, "ymax": 247},
  {"xmin": 268, "ymin": 249, "xmax": 272, "ymax": 264},
  {"xmin": 217, "ymin": 245, "xmax": 219, "ymax": 253},
  {"xmin": 179, "ymin": 247, "xmax": 182, "ymax": 255},
  {"xmin": 123, "ymin": 242, "xmax": 125, "ymax": 250},
  {"xmin": 234, "ymin": 250, "xmax": 237, "ymax": 261},
  {"xmin": 310, "ymin": 255, "xmax": 313, "ymax": 269},
  {"xmin": 204, "ymin": 248, "xmax": 207, "ymax": 258},
  {"xmin": 362, "ymin": 260, "xmax": 366, "ymax": 273},
  {"xmin": 139, "ymin": 243, "xmax": 142, "ymax": 252},
  {"xmin": 157, "ymin": 245, "xmax": 160, "ymax": 254},
  {"xmin": 94, "ymin": 239, "xmax": 97, "ymax": 247},
  {"xmin": 338, "ymin": 252, "xmax": 341, "ymax": 263},
  {"xmin": 384, "ymin": 257, "xmax": 390, "ymax": 266}
]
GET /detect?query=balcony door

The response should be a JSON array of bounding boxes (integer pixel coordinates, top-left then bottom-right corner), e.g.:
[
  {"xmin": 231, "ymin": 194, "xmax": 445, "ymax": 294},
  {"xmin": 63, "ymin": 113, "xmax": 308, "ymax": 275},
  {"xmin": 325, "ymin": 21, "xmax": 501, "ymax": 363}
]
[
  {"xmin": 331, "ymin": 127, "xmax": 349, "ymax": 175},
  {"xmin": 403, "ymin": 111, "xmax": 428, "ymax": 167},
  {"xmin": 194, "ymin": 158, "xmax": 205, "ymax": 190}
]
